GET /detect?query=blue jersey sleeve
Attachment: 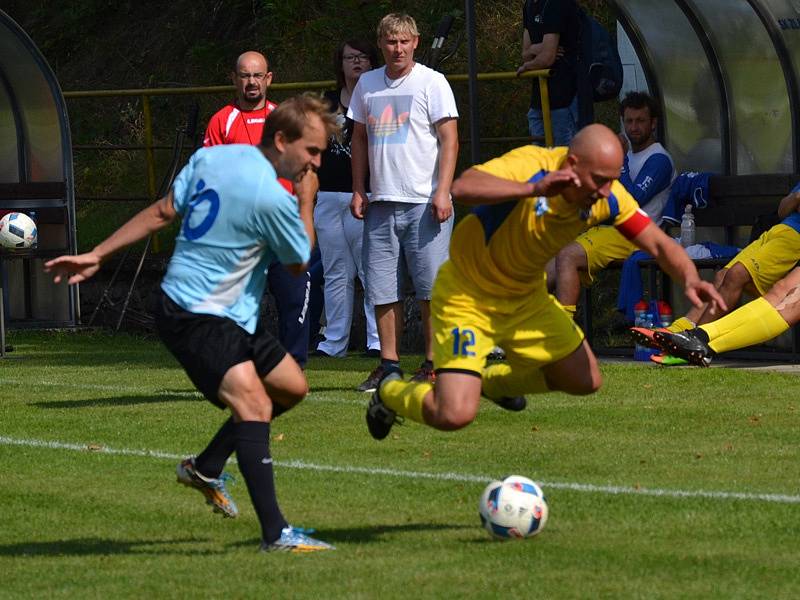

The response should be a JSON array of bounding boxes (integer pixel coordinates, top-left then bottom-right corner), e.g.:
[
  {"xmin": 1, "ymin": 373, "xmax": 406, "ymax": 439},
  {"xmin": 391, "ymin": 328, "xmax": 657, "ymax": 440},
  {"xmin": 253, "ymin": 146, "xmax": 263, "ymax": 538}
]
[
  {"xmin": 170, "ymin": 151, "xmax": 202, "ymax": 215},
  {"xmin": 790, "ymin": 181, "xmax": 800, "ymax": 194},
  {"xmin": 251, "ymin": 181, "xmax": 311, "ymax": 266},
  {"xmin": 619, "ymin": 153, "xmax": 673, "ymax": 206}
]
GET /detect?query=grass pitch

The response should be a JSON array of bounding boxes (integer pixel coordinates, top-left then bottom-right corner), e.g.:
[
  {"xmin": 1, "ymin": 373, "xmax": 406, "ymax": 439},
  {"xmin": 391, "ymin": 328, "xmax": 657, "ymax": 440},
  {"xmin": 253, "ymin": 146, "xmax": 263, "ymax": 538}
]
[{"xmin": 1, "ymin": 330, "xmax": 798, "ymax": 599}]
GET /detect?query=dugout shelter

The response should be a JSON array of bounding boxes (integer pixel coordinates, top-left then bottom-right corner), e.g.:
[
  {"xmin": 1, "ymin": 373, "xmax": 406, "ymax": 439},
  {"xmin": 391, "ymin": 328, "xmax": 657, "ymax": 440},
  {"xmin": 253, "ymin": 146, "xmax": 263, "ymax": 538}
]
[
  {"xmin": 612, "ymin": 0, "xmax": 800, "ymax": 176},
  {"xmin": 0, "ymin": 9, "xmax": 78, "ymax": 329}
]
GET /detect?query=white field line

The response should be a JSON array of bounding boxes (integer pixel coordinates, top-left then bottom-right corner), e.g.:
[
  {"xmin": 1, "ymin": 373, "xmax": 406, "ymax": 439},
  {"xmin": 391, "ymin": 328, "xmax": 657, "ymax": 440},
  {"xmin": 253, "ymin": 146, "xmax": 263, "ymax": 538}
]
[{"xmin": 1, "ymin": 435, "xmax": 798, "ymax": 505}]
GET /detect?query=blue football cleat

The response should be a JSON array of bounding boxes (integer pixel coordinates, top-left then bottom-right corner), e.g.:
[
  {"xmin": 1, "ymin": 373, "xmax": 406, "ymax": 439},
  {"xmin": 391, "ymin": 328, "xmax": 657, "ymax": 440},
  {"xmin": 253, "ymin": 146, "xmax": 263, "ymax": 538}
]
[{"xmin": 260, "ymin": 526, "xmax": 335, "ymax": 553}]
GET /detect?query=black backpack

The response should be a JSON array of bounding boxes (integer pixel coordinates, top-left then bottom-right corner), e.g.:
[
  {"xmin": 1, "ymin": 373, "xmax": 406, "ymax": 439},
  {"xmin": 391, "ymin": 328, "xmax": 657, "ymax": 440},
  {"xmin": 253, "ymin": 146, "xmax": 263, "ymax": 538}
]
[{"xmin": 578, "ymin": 8, "xmax": 623, "ymax": 102}]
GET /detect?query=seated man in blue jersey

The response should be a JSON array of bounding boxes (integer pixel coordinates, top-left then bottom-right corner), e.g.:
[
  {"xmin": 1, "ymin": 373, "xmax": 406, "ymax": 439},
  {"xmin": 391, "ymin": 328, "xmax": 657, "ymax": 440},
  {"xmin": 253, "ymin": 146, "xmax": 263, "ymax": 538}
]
[
  {"xmin": 545, "ymin": 91, "xmax": 676, "ymax": 318},
  {"xmin": 362, "ymin": 124, "xmax": 726, "ymax": 440},
  {"xmin": 45, "ymin": 94, "xmax": 337, "ymax": 553}
]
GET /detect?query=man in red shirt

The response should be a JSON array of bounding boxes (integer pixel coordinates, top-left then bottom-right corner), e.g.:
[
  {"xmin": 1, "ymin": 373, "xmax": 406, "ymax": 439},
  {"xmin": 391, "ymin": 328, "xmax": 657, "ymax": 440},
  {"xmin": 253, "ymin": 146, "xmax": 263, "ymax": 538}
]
[
  {"xmin": 204, "ymin": 50, "xmax": 312, "ymax": 367},
  {"xmin": 203, "ymin": 51, "xmax": 278, "ymax": 147}
]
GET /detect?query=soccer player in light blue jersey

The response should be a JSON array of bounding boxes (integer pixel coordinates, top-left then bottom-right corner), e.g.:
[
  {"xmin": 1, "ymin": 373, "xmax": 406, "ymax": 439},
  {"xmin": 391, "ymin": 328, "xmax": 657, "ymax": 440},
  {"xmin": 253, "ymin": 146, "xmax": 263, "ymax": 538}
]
[{"xmin": 46, "ymin": 93, "xmax": 339, "ymax": 553}]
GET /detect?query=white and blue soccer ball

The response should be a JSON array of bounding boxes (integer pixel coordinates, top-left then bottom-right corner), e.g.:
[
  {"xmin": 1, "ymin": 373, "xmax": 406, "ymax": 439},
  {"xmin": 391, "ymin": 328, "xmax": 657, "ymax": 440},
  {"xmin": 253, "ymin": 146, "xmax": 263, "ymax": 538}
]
[
  {"xmin": 478, "ymin": 475, "xmax": 549, "ymax": 539},
  {"xmin": 0, "ymin": 212, "xmax": 37, "ymax": 249}
]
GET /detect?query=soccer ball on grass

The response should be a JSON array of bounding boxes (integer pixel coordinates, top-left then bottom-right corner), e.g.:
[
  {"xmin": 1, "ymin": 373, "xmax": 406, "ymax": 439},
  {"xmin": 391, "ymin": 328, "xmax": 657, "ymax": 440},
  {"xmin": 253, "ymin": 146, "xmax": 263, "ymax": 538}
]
[
  {"xmin": 478, "ymin": 475, "xmax": 549, "ymax": 539},
  {"xmin": 0, "ymin": 212, "xmax": 37, "ymax": 249}
]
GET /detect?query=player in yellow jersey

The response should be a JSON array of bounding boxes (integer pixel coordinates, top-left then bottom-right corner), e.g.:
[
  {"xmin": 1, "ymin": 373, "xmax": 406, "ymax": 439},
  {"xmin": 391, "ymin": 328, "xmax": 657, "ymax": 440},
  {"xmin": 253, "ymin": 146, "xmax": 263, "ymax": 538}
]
[{"xmin": 364, "ymin": 124, "xmax": 727, "ymax": 440}]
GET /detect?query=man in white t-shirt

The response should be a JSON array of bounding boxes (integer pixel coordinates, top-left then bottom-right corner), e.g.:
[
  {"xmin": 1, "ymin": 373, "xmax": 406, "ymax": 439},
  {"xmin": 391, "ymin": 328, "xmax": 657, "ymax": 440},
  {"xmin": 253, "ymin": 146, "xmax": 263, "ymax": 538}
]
[{"xmin": 349, "ymin": 13, "xmax": 459, "ymax": 392}]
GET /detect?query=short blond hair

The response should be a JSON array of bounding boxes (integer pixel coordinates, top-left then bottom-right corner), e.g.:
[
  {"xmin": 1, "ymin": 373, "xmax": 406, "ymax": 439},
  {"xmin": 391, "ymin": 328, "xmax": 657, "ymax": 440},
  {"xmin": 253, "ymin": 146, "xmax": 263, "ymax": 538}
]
[
  {"xmin": 377, "ymin": 13, "xmax": 419, "ymax": 40},
  {"xmin": 261, "ymin": 92, "xmax": 340, "ymax": 148}
]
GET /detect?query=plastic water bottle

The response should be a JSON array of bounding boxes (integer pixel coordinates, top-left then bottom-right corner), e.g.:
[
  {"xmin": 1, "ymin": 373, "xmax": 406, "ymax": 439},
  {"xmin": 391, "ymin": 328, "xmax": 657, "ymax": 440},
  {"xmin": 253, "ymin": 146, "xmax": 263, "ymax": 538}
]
[
  {"xmin": 680, "ymin": 205, "xmax": 695, "ymax": 248},
  {"xmin": 657, "ymin": 300, "xmax": 673, "ymax": 328},
  {"xmin": 633, "ymin": 302, "xmax": 651, "ymax": 361}
]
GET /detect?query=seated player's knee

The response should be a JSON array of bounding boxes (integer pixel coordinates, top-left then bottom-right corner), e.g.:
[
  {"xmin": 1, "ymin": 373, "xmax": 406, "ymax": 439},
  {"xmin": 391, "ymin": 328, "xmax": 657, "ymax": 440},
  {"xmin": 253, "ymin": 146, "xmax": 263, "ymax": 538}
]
[
  {"xmin": 556, "ymin": 242, "xmax": 584, "ymax": 271},
  {"xmin": 720, "ymin": 262, "xmax": 752, "ymax": 290}
]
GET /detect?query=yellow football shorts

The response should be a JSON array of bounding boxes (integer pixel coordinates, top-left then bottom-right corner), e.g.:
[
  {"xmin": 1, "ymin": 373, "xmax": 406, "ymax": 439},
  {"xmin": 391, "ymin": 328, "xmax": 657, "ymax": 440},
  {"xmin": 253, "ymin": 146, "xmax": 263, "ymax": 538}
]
[
  {"xmin": 431, "ymin": 261, "xmax": 585, "ymax": 375},
  {"xmin": 575, "ymin": 225, "xmax": 637, "ymax": 286},
  {"xmin": 726, "ymin": 224, "xmax": 800, "ymax": 296}
]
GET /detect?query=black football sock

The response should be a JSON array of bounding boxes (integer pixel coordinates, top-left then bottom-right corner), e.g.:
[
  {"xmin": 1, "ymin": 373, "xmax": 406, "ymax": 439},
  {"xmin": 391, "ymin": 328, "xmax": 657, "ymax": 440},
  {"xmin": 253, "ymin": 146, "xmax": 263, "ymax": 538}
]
[
  {"xmin": 194, "ymin": 417, "xmax": 236, "ymax": 479},
  {"xmin": 234, "ymin": 421, "xmax": 288, "ymax": 544}
]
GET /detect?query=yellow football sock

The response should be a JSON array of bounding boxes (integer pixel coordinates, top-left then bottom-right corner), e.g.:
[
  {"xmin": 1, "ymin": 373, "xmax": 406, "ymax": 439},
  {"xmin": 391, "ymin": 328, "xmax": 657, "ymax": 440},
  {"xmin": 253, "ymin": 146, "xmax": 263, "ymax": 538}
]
[
  {"xmin": 562, "ymin": 305, "xmax": 577, "ymax": 318},
  {"xmin": 668, "ymin": 316, "xmax": 695, "ymax": 333},
  {"xmin": 701, "ymin": 297, "xmax": 789, "ymax": 354},
  {"xmin": 380, "ymin": 379, "xmax": 430, "ymax": 424},
  {"xmin": 482, "ymin": 363, "xmax": 549, "ymax": 398}
]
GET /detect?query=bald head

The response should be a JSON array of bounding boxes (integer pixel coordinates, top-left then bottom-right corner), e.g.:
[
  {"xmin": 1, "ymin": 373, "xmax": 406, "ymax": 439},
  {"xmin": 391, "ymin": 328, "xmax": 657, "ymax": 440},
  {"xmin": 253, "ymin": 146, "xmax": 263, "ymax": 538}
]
[
  {"xmin": 236, "ymin": 51, "xmax": 268, "ymax": 73},
  {"xmin": 568, "ymin": 124, "xmax": 624, "ymax": 169},
  {"xmin": 562, "ymin": 124, "xmax": 624, "ymax": 207},
  {"xmin": 232, "ymin": 51, "xmax": 272, "ymax": 110}
]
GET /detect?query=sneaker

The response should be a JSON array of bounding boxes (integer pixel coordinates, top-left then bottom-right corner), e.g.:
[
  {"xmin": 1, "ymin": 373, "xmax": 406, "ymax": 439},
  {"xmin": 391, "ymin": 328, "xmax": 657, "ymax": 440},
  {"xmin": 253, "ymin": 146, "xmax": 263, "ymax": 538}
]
[
  {"xmin": 653, "ymin": 329, "xmax": 714, "ymax": 367},
  {"xmin": 260, "ymin": 526, "xmax": 335, "ymax": 553},
  {"xmin": 410, "ymin": 362, "xmax": 435, "ymax": 384},
  {"xmin": 487, "ymin": 346, "xmax": 506, "ymax": 360},
  {"xmin": 363, "ymin": 348, "xmax": 381, "ymax": 358},
  {"xmin": 366, "ymin": 369, "xmax": 404, "ymax": 440},
  {"xmin": 629, "ymin": 326, "xmax": 669, "ymax": 350},
  {"xmin": 357, "ymin": 363, "xmax": 386, "ymax": 393},
  {"xmin": 485, "ymin": 394, "xmax": 527, "ymax": 412},
  {"xmin": 649, "ymin": 353, "xmax": 689, "ymax": 366},
  {"xmin": 176, "ymin": 458, "xmax": 239, "ymax": 518}
]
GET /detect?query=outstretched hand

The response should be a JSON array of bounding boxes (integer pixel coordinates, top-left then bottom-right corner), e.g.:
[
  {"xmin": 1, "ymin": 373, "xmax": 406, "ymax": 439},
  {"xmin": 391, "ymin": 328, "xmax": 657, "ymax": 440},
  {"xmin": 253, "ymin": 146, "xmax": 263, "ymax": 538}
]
[
  {"xmin": 685, "ymin": 280, "xmax": 728, "ymax": 315},
  {"xmin": 534, "ymin": 167, "xmax": 582, "ymax": 197},
  {"xmin": 44, "ymin": 252, "xmax": 102, "ymax": 285}
]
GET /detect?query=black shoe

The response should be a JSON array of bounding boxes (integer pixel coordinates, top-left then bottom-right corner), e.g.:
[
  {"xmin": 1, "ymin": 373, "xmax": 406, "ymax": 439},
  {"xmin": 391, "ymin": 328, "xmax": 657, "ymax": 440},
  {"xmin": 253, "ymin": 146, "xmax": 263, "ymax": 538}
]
[
  {"xmin": 483, "ymin": 391, "xmax": 527, "ymax": 412},
  {"xmin": 410, "ymin": 361, "xmax": 435, "ymax": 384},
  {"xmin": 357, "ymin": 363, "xmax": 386, "ymax": 393},
  {"xmin": 363, "ymin": 348, "xmax": 381, "ymax": 358},
  {"xmin": 653, "ymin": 328, "xmax": 714, "ymax": 367},
  {"xmin": 492, "ymin": 395, "xmax": 527, "ymax": 411},
  {"xmin": 366, "ymin": 369, "xmax": 404, "ymax": 440},
  {"xmin": 310, "ymin": 349, "xmax": 334, "ymax": 358}
]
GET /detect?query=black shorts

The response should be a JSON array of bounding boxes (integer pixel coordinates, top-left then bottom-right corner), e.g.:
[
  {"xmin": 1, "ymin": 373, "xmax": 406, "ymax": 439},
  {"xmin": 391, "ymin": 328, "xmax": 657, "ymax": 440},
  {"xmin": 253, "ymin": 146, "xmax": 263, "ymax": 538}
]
[{"xmin": 151, "ymin": 289, "xmax": 287, "ymax": 409}]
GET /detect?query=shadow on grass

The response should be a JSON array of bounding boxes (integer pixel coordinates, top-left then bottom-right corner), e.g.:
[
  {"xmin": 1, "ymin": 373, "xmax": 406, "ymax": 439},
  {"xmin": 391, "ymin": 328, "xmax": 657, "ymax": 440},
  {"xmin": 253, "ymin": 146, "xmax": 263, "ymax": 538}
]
[
  {"xmin": 230, "ymin": 522, "xmax": 474, "ymax": 549},
  {"xmin": 0, "ymin": 537, "xmax": 222, "ymax": 557},
  {"xmin": 31, "ymin": 392, "xmax": 201, "ymax": 409}
]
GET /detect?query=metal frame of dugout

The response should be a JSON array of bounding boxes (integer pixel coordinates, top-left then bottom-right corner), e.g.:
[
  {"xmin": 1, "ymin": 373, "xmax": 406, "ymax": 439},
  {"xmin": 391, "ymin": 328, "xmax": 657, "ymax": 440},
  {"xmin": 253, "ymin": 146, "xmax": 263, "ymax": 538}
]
[{"xmin": 0, "ymin": 10, "xmax": 79, "ymax": 353}]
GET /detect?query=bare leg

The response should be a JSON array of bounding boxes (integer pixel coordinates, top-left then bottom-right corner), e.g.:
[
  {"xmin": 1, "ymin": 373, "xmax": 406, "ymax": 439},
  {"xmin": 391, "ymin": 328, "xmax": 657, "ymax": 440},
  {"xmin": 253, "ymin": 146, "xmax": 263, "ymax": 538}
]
[
  {"xmin": 419, "ymin": 299, "xmax": 433, "ymax": 361},
  {"xmin": 696, "ymin": 262, "xmax": 753, "ymax": 325},
  {"xmin": 541, "ymin": 339, "xmax": 603, "ymax": 395},
  {"xmin": 375, "ymin": 301, "xmax": 404, "ymax": 361},
  {"xmin": 553, "ymin": 242, "xmax": 589, "ymax": 307},
  {"xmin": 422, "ymin": 371, "xmax": 483, "ymax": 431}
]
